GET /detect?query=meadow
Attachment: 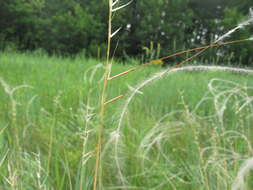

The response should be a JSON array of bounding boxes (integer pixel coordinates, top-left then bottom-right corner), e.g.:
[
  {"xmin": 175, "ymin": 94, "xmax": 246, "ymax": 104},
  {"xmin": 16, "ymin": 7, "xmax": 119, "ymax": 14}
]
[{"xmin": 0, "ymin": 51, "xmax": 253, "ymax": 189}]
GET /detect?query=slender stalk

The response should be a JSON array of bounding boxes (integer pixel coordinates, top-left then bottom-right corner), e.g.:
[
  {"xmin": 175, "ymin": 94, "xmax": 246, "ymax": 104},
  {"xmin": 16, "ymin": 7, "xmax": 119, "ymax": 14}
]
[
  {"xmin": 104, "ymin": 94, "xmax": 125, "ymax": 105},
  {"xmin": 105, "ymin": 38, "xmax": 252, "ymax": 105},
  {"xmin": 108, "ymin": 38, "xmax": 252, "ymax": 80},
  {"xmin": 93, "ymin": 0, "xmax": 113, "ymax": 189}
]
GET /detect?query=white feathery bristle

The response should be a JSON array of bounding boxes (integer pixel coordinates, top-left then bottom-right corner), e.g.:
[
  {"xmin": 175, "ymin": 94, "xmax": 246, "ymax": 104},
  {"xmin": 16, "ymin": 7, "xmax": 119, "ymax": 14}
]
[
  {"xmin": 215, "ymin": 8, "xmax": 253, "ymax": 43},
  {"xmin": 232, "ymin": 157, "xmax": 253, "ymax": 190}
]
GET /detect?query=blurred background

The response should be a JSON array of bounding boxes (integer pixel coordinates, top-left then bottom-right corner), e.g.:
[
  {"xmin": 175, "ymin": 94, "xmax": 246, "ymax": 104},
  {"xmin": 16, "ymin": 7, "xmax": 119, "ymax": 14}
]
[{"xmin": 0, "ymin": 0, "xmax": 252, "ymax": 65}]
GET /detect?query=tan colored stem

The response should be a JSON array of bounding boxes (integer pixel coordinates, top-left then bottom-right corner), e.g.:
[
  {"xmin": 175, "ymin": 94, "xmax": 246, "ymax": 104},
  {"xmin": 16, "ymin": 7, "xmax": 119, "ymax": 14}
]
[
  {"xmin": 109, "ymin": 38, "xmax": 251, "ymax": 80},
  {"xmin": 93, "ymin": 0, "xmax": 113, "ymax": 190},
  {"xmin": 105, "ymin": 38, "xmax": 252, "ymax": 105}
]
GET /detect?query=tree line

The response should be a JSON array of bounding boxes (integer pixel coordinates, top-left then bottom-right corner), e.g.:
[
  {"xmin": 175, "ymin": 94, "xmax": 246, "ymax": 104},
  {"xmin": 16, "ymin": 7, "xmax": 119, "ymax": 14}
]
[{"xmin": 0, "ymin": 0, "xmax": 252, "ymax": 64}]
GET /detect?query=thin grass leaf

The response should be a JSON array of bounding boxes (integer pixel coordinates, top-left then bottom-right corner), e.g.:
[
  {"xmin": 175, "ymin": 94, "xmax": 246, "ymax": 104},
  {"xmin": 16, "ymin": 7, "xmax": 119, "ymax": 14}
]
[{"xmin": 0, "ymin": 149, "xmax": 9, "ymax": 168}]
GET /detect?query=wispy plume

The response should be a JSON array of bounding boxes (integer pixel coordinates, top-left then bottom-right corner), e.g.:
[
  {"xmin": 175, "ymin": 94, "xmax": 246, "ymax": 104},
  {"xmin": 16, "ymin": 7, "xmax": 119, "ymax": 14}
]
[
  {"xmin": 232, "ymin": 157, "xmax": 253, "ymax": 190},
  {"xmin": 215, "ymin": 8, "xmax": 253, "ymax": 43}
]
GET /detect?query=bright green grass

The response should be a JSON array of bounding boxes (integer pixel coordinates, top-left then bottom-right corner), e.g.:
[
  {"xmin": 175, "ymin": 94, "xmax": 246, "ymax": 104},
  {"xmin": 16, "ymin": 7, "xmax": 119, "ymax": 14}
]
[{"xmin": 0, "ymin": 52, "xmax": 253, "ymax": 190}]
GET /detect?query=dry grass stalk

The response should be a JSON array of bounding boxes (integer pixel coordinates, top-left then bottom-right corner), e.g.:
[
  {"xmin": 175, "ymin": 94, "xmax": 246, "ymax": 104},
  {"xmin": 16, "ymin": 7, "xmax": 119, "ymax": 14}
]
[
  {"xmin": 93, "ymin": 0, "xmax": 133, "ymax": 189},
  {"xmin": 106, "ymin": 38, "xmax": 253, "ymax": 105},
  {"xmin": 108, "ymin": 38, "xmax": 252, "ymax": 81},
  {"xmin": 93, "ymin": 0, "xmax": 113, "ymax": 188}
]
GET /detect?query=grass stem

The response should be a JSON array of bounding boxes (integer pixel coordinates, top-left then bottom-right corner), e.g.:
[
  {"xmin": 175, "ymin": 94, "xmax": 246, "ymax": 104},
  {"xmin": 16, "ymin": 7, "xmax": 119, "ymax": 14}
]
[
  {"xmin": 109, "ymin": 38, "xmax": 252, "ymax": 80},
  {"xmin": 93, "ymin": 0, "xmax": 113, "ymax": 189}
]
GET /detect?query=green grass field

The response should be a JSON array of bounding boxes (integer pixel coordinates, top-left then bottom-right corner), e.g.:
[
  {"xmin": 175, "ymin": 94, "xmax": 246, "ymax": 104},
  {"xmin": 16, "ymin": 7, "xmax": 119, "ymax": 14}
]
[{"xmin": 1, "ymin": 52, "xmax": 253, "ymax": 190}]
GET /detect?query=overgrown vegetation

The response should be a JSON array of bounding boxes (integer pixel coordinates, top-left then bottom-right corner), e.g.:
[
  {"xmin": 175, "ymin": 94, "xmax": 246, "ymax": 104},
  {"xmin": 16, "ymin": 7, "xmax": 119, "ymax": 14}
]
[
  {"xmin": 1, "ymin": 52, "xmax": 253, "ymax": 189},
  {"xmin": 1, "ymin": 0, "xmax": 253, "ymax": 189}
]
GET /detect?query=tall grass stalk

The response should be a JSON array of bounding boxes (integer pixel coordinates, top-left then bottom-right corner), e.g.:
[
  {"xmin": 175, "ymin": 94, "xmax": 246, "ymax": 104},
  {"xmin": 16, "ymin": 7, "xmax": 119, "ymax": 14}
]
[
  {"xmin": 93, "ymin": 0, "xmax": 127, "ymax": 189},
  {"xmin": 93, "ymin": 0, "xmax": 136, "ymax": 188},
  {"xmin": 108, "ymin": 38, "xmax": 253, "ymax": 81}
]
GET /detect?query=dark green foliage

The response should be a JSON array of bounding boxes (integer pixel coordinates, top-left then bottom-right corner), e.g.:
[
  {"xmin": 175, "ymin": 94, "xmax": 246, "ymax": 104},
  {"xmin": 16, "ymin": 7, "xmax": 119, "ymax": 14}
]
[
  {"xmin": 0, "ymin": 0, "xmax": 104, "ymax": 55},
  {"xmin": 0, "ymin": 0, "xmax": 252, "ymax": 64}
]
